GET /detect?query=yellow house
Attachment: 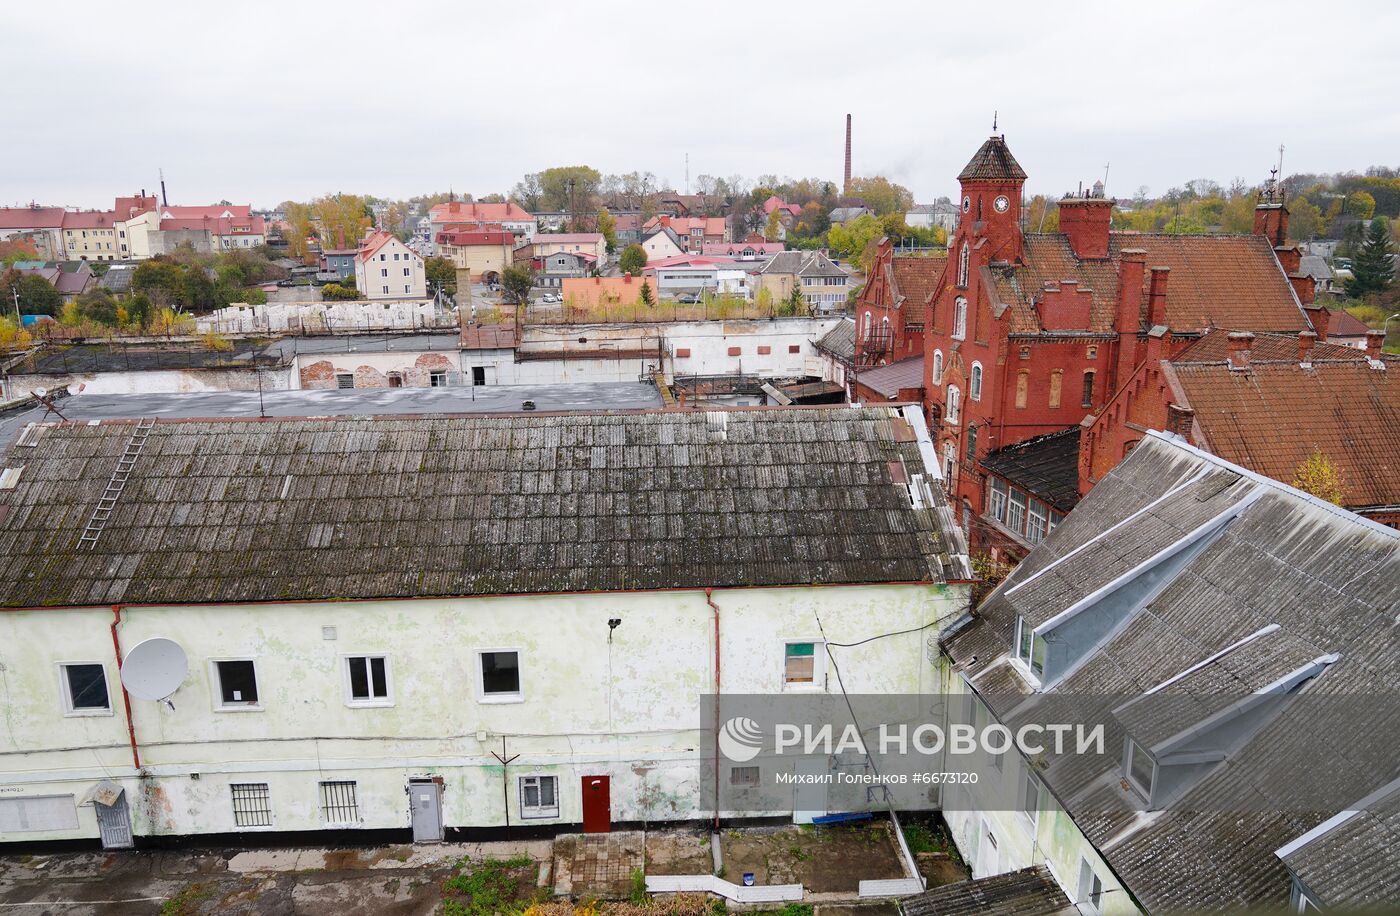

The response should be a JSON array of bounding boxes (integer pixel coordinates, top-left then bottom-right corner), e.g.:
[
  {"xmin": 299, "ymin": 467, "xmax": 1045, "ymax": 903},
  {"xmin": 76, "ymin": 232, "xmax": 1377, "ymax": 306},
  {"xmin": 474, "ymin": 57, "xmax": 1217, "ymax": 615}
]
[{"xmin": 437, "ymin": 228, "xmax": 514, "ymax": 285}]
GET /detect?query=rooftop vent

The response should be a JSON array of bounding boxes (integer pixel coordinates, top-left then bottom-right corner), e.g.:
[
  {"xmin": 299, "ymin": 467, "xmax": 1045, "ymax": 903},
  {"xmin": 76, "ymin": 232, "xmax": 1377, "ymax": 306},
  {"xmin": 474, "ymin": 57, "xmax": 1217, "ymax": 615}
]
[{"xmin": 521, "ymin": 400, "xmax": 537, "ymax": 411}]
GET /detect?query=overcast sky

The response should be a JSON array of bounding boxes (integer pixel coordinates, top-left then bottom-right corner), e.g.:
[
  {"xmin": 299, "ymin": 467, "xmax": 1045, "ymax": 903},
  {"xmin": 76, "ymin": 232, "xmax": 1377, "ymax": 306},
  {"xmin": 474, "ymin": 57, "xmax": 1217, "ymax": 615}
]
[{"xmin": 5, "ymin": 0, "xmax": 1398, "ymax": 210}]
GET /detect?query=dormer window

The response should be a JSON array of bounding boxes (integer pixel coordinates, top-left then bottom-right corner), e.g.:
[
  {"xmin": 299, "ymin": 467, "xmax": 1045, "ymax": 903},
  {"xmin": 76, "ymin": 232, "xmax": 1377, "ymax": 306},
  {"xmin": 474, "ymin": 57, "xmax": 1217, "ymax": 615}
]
[
  {"xmin": 1126, "ymin": 738, "xmax": 1155, "ymax": 798},
  {"xmin": 1015, "ymin": 616, "xmax": 1046, "ymax": 679}
]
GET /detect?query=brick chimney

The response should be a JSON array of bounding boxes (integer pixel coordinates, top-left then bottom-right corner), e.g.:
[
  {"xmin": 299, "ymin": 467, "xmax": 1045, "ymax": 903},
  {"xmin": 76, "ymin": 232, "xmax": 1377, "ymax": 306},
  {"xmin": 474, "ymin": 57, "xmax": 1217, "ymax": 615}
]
[
  {"xmin": 1147, "ymin": 267, "xmax": 1170, "ymax": 328},
  {"xmin": 1165, "ymin": 403, "xmax": 1195, "ymax": 439},
  {"xmin": 1366, "ymin": 330, "xmax": 1386, "ymax": 362},
  {"xmin": 1254, "ymin": 200, "xmax": 1289, "ymax": 247},
  {"xmin": 1115, "ymin": 249, "xmax": 1146, "ymax": 387},
  {"xmin": 1303, "ymin": 303, "xmax": 1330, "ymax": 342},
  {"xmin": 1289, "ymin": 271, "xmax": 1317, "ymax": 306},
  {"xmin": 1058, "ymin": 196, "xmax": 1114, "ymax": 260},
  {"xmin": 1298, "ymin": 330, "xmax": 1317, "ymax": 366},
  {"xmin": 1227, "ymin": 331, "xmax": 1255, "ymax": 371}
]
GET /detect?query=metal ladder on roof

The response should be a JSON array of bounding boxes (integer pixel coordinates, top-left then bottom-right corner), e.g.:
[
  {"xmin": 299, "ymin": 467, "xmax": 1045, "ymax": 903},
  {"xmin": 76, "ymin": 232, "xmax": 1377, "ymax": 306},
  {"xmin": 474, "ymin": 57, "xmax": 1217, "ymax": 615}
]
[{"xmin": 77, "ymin": 418, "xmax": 156, "ymax": 550}]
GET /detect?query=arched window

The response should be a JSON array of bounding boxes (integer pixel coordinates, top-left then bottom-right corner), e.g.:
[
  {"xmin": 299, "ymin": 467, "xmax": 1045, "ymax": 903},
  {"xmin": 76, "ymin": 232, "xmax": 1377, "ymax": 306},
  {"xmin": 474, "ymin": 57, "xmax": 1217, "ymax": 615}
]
[
  {"xmin": 942, "ymin": 440, "xmax": 956, "ymax": 482},
  {"xmin": 946, "ymin": 385, "xmax": 961, "ymax": 425},
  {"xmin": 1015, "ymin": 370, "xmax": 1029, "ymax": 409},
  {"xmin": 952, "ymin": 297, "xmax": 968, "ymax": 341},
  {"xmin": 863, "ymin": 310, "xmax": 872, "ymax": 335},
  {"xmin": 932, "ymin": 349, "xmax": 944, "ymax": 384},
  {"xmin": 1082, "ymin": 370, "xmax": 1097, "ymax": 408},
  {"xmin": 970, "ymin": 362, "xmax": 983, "ymax": 401},
  {"xmin": 957, "ymin": 242, "xmax": 970, "ymax": 288},
  {"xmin": 1049, "ymin": 369, "xmax": 1063, "ymax": 409}
]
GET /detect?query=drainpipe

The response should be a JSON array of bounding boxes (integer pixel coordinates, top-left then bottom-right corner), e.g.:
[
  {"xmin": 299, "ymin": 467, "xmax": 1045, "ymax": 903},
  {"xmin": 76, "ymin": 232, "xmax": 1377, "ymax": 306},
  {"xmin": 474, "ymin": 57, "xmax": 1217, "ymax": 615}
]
[
  {"xmin": 705, "ymin": 588, "xmax": 721, "ymax": 831},
  {"xmin": 110, "ymin": 605, "xmax": 141, "ymax": 770}
]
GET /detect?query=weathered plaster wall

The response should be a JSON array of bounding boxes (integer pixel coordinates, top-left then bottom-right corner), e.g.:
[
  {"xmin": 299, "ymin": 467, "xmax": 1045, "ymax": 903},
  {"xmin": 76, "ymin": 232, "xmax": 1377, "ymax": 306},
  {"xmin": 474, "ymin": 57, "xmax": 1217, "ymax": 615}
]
[
  {"xmin": 2, "ymin": 367, "xmax": 295, "ymax": 399},
  {"xmin": 296, "ymin": 351, "xmax": 459, "ymax": 389},
  {"xmin": 0, "ymin": 583, "xmax": 968, "ymax": 843}
]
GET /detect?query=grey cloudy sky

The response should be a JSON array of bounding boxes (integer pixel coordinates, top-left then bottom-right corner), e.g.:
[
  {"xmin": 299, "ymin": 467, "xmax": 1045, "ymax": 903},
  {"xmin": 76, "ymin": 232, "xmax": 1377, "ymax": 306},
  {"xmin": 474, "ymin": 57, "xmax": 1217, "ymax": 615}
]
[{"xmin": 5, "ymin": 0, "xmax": 1398, "ymax": 210}]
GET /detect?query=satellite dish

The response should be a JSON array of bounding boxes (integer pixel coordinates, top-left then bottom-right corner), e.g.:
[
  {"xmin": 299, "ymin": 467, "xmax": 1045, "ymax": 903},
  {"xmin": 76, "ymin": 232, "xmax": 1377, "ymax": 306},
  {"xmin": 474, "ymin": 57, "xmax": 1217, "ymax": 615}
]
[{"xmin": 121, "ymin": 637, "xmax": 188, "ymax": 701}]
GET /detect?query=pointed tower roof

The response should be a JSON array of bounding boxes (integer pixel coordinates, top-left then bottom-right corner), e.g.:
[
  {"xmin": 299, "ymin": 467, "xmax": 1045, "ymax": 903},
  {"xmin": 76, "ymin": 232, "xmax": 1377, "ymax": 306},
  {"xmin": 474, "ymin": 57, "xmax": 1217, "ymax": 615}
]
[{"xmin": 958, "ymin": 135, "xmax": 1027, "ymax": 182}]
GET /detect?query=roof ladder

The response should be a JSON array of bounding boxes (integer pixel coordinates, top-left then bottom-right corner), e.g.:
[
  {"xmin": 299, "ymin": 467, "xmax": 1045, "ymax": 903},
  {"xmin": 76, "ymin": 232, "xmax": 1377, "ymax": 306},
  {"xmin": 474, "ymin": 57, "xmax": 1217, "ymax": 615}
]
[{"xmin": 77, "ymin": 418, "xmax": 156, "ymax": 550}]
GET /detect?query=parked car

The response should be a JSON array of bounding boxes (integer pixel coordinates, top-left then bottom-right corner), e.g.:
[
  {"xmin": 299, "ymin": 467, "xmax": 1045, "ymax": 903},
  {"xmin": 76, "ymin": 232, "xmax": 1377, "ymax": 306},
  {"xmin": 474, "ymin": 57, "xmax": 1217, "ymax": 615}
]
[{"xmin": 677, "ymin": 293, "xmax": 701, "ymax": 304}]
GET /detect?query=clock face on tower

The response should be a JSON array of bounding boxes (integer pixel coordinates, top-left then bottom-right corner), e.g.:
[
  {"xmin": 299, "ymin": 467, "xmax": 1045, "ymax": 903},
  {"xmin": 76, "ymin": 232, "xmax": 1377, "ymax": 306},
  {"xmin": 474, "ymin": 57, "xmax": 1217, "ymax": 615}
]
[{"xmin": 993, "ymin": 195, "xmax": 1010, "ymax": 213}]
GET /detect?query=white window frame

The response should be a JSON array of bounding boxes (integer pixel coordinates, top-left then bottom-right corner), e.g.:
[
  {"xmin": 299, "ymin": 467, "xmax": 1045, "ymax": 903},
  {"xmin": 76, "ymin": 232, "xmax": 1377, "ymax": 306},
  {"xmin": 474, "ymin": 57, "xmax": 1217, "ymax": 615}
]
[
  {"xmin": 1027, "ymin": 500, "xmax": 1049, "ymax": 544},
  {"xmin": 477, "ymin": 648, "xmax": 524, "ymax": 703},
  {"xmin": 1020, "ymin": 769, "xmax": 1041, "ymax": 833},
  {"xmin": 970, "ymin": 362, "xmax": 983, "ymax": 401},
  {"xmin": 942, "ymin": 440, "xmax": 956, "ymax": 481},
  {"xmin": 781, "ymin": 639, "xmax": 825, "ymax": 690},
  {"xmin": 210, "ymin": 657, "xmax": 263, "ymax": 712},
  {"xmin": 57, "ymin": 662, "xmax": 112, "ymax": 717},
  {"xmin": 1078, "ymin": 856, "xmax": 1105, "ymax": 914},
  {"xmin": 1014, "ymin": 616, "xmax": 1046, "ymax": 683},
  {"xmin": 952, "ymin": 297, "xmax": 968, "ymax": 341},
  {"xmin": 957, "ymin": 241, "xmax": 970, "ymax": 288},
  {"xmin": 932, "ymin": 350, "xmax": 943, "ymax": 384},
  {"xmin": 342, "ymin": 654, "xmax": 394, "ymax": 708},
  {"xmin": 230, "ymin": 782, "xmax": 274, "ymax": 829},
  {"xmin": 1125, "ymin": 738, "xmax": 1156, "ymax": 801},
  {"xmin": 989, "ymin": 477, "xmax": 1008, "ymax": 522},
  {"xmin": 946, "ymin": 385, "xmax": 961, "ymax": 425},
  {"xmin": 519, "ymin": 774, "xmax": 559, "ymax": 819}
]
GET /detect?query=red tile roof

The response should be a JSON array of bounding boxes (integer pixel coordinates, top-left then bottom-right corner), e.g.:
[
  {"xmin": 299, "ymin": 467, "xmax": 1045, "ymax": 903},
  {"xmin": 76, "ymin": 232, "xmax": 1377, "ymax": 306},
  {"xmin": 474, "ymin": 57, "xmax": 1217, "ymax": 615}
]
[
  {"xmin": 356, "ymin": 229, "xmax": 399, "ymax": 263},
  {"xmin": 890, "ymin": 253, "xmax": 948, "ymax": 325},
  {"xmin": 114, "ymin": 195, "xmax": 157, "ymax": 221},
  {"xmin": 1170, "ymin": 332, "xmax": 1400, "ymax": 509},
  {"xmin": 0, "ymin": 207, "xmax": 65, "ymax": 230},
  {"xmin": 61, "ymin": 211, "xmax": 116, "ymax": 229},
  {"xmin": 160, "ymin": 205, "xmax": 252, "ymax": 219},
  {"xmin": 642, "ymin": 216, "xmax": 726, "ymax": 237},
  {"xmin": 429, "ymin": 201, "xmax": 534, "ymax": 224},
  {"xmin": 995, "ymin": 233, "xmax": 1306, "ymax": 335},
  {"xmin": 530, "ymin": 233, "xmax": 604, "ymax": 245},
  {"xmin": 702, "ymin": 242, "xmax": 785, "ymax": 257},
  {"xmin": 1327, "ymin": 308, "xmax": 1372, "ymax": 339},
  {"xmin": 438, "ymin": 229, "xmax": 514, "ymax": 246}
]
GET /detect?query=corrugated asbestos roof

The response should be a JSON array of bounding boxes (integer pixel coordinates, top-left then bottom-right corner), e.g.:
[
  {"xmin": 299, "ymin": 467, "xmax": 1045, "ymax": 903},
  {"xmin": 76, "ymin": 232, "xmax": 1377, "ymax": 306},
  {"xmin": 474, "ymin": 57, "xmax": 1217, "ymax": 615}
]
[
  {"xmin": 1280, "ymin": 784, "xmax": 1400, "ymax": 907},
  {"xmin": 815, "ymin": 318, "xmax": 855, "ymax": 363},
  {"xmin": 0, "ymin": 407, "xmax": 965, "ymax": 608},
  {"xmin": 900, "ymin": 866, "xmax": 1073, "ymax": 915},
  {"xmin": 944, "ymin": 434, "xmax": 1400, "ymax": 912}
]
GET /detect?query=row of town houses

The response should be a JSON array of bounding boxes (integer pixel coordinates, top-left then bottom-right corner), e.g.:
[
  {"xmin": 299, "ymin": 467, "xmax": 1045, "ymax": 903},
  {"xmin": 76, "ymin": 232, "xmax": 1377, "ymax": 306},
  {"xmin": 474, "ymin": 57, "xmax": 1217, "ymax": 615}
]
[{"xmin": 0, "ymin": 195, "xmax": 266, "ymax": 261}]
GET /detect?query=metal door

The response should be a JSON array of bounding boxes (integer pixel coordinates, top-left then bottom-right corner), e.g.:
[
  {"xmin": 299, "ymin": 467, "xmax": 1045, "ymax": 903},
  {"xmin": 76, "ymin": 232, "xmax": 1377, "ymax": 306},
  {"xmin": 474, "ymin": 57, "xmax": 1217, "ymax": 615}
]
[
  {"xmin": 581, "ymin": 775, "xmax": 610, "ymax": 833},
  {"xmin": 409, "ymin": 779, "xmax": 443, "ymax": 843},
  {"xmin": 95, "ymin": 795, "xmax": 133, "ymax": 849},
  {"xmin": 792, "ymin": 757, "xmax": 828, "ymax": 824}
]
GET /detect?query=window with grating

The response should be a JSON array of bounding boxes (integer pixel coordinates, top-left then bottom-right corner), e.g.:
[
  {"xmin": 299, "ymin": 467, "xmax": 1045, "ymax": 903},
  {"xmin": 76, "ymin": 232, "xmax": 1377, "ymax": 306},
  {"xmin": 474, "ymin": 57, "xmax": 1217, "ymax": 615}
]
[
  {"xmin": 319, "ymin": 780, "xmax": 359, "ymax": 826},
  {"xmin": 230, "ymin": 783, "xmax": 272, "ymax": 828}
]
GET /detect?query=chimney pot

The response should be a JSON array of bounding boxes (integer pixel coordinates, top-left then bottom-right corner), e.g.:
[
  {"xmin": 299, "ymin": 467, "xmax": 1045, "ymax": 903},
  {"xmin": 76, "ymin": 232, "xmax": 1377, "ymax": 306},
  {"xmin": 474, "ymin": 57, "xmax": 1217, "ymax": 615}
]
[
  {"xmin": 1365, "ymin": 330, "xmax": 1385, "ymax": 362},
  {"xmin": 1304, "ymin": 304, "xmax": 1331, "ymax": 342},
  {"xmin": 1298, "ymin": 330, "xmax": 1317, "ymax": 365},
  {"xmin": 1227, "ymin": 331, "xmax": 1255, "ymax": 370},
  {"xmin": 1058, "ymin": 197, "xmax": 1113, "ymax": 259}
]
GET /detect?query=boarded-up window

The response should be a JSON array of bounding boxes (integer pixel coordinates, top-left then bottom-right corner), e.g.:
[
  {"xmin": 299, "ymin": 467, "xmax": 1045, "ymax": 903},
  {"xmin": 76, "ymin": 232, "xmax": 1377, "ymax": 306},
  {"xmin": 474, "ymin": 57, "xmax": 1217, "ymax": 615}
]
[
  {"xmin": 675, "ymin": 348, "xmax": 691, "ymax": 358},
  {"xmin": 0, "ymin": 795, "xmax": 78, "ymax": 833},
  {"xmin": 758, "ymin": 345, "xmax": 772, "ymax": 355},
  {"xmin": 728, "ymin": 346, "xmax": 742, "ymax": 356},
  {"xmin": 1015, "ymin": 370, "xmax": 1029, "ymax": 409},
  {"xmin": 784, "ymin": 642, "xmax": 817, "ymax": 684},
  {"xmin": 1048, "ymin": 370, "xmax": 1063, "ymax": 409}
]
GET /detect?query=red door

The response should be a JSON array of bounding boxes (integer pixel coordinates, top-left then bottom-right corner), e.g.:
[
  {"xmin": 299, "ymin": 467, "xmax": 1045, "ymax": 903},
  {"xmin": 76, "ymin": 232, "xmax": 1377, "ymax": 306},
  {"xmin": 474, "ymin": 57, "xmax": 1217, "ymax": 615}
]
[{"xmin": 581, "ymin": 775, "xmax": 610, "ymax": 833}]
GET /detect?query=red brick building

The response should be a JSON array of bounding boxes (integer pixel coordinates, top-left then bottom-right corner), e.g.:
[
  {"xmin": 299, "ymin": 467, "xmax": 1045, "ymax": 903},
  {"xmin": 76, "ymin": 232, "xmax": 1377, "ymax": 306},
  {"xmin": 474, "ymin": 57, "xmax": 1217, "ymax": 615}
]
[
  {"xmin": 1081, "ymin": 327, "xmax": 1400, "ymax": 528},
  {"xmin": 921, "ymin": 134, "xmax": 1318, "ymax": 561}
]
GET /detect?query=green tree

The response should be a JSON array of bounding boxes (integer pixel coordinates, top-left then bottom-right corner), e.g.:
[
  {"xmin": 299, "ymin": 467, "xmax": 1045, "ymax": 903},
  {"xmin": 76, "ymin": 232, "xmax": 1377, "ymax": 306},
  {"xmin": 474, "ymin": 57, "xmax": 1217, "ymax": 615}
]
[
  {"xmin": 76, "ymin": 289, "xmax": 121, "ymax": 326},
  {"xmin": 131, "ymin": 259, "xmax": 187, "ymax": 309},
  {"xmin": 784, "ymin": 283, "xmax": 806, "ymax": 315},
  {"xmin": 1346, "ymin": 191, "xmax": 1377, "ymax": 220},
  {"xmin": 619, "ymin": 244, "xmax": 647, "ymax": 276},
  {"xmin": 640, "ymin": 280, "xmax": 655, "ymax": 307},
  {"xmin": 827, "ymin": 214, "xmax": 885, "ymax": 269},
  {"xmin": 124, "ymin": 294, "xmax": 154, "ymax": 328},
  {"xmin": 1348, "ymin": 216, "xmax": 1396, "ymax": 297},
  {"xmin": 10, "ymin": 274, "xmax": 62, "ymax": 317},
  {"xmin": 597, "ymin": 209, "xmax": 618, "ymax": 254},
  {"xmin": 1286, "ymin": 196, "xmax": 1324, "ymax": 241},
  {"xmin": 425, "ymin": 256, "xmax": 457, "ymax": 296},
  {"xmin": 844, "ymin": 176, "xmax": 915, "ymax": 216},
  {"xmin": 182, "ymin": 266, "xmax": 216, "ymax": 311},
  {"xmin": 500, "ymin": 264, "xmax": 535, "ymax": 305}
]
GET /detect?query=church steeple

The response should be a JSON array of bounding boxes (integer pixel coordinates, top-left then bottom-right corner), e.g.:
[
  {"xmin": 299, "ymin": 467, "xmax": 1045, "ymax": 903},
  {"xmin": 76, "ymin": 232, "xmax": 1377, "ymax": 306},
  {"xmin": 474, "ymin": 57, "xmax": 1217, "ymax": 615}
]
[{"xmin": 957, "ymin": 134, "xmax": 1027, "ymax": 264}]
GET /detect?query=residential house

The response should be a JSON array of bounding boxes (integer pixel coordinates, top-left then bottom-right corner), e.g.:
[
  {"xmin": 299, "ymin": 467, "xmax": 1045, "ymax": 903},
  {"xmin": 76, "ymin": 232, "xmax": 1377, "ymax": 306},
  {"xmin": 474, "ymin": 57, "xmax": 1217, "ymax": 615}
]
[
  {"xmin": 0, "ymin": 206, "xmax": 66, "ymax": 260},
  {"xmin": 428, "ymin": 201, "xmax": 537, "ymax": 244},
  {"xmin": 939, "ymin": 431, "xmax": 1400, "ymax": 913},
  {"xmin": 60, "ymin": 211, "xmax": 120, "ymax": 261},
  {"xmin": 1080, "ymin": 328, "xmax": 1399, "ymax": 529},
  {"xmin": 149, "ymin": 205, "xmax": 267, "ymax": 254},
  {"xmin": 904, "ymin": 201, "xmax": 959, "ymax": 234},
  {"xmin": 701, "ymin": 241, "xmax": 784, "ymax": 260},
  {"xmin": 1321, "ymin": 308, "xmax": 1374, "ymax": 348},
  {"xmin": 828, "ymin": 206, "xmax": 873, "ymax": 225},
  {"xmin": 13, "ymin": 262, "xmax": 94, "ymax": 304},
  {"xmin": 640, "ymin": 215, "xmax": 728, "ymax": 254},
  {"xmin": 976, "ymin": 427, "xmax": 1080, "ymax": 555},
  {"xmin": 922, "ymin": 134, "xmax": 1320, "ymax": 560},
  {"xmin": 611, "ymin": 213, "xmax": 641, "ymax": 249},
  {"xmin": 113, "ymin": 194, "xmax": 160, "ymax": 259},
  {"xmin": 643, "ymin": 255, "xmax": 749, "ymax": 300},
  {"xmin": 0, "ymin": 406, "xmax": 969, "ymax": 847},
  {"xmin": 354, "ymin": 230, "xmax": 426, "ymax": 300},
  {"xmin": 641, "ymin": 225, "xmax": 686, "ymax": 262},
  {"xmin": 319, "ymin": 248, "xmax": 357, "ymax": 281},
  {"xmin": 436, "ymin": 229, "xmax": 514, "ymax": 285},
  {"xmin": 529, "ymin": 250, "xmax": 598, "ymax": 288},
  {"xmin": 517, "ymin": 233, "xmax": 607, "ymax": 265},
  {"xmin": 1299, "ymin": 254, "xmax": 1337, "ymax": 298},
  {"xmin": 757, "ymin": 251, "xmax": 852, "ymax": 314},
  {"xmin": 761, "ymin": 196, "xmax": 802, "ymax": 239}
]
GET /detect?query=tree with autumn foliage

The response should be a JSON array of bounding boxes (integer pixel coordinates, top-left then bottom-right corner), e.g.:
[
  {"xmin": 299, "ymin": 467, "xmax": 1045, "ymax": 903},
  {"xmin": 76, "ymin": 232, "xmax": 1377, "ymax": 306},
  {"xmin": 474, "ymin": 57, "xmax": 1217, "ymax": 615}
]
[{"xmin": 1292, "ymin": 451, "xmax": 1346, "ymax": 505}]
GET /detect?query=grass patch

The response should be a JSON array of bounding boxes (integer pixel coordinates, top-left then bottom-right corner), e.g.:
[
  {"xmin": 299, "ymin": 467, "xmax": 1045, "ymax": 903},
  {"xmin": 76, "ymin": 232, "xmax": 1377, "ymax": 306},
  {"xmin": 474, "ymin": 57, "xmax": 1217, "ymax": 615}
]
[
  {"xmin": 161, "ymin": 882, "xmax": 213, "ymax": 916},
  {"xmin": 441, "ymin": 855, "xmax": 541, "ymax": 916},
  {"xmin": 903, "ymin": 821, "xmax": 961, "ymax": 861},
  {"xmin": 630, "ymin": 867, "xmax": 647, "ymax": 904}
]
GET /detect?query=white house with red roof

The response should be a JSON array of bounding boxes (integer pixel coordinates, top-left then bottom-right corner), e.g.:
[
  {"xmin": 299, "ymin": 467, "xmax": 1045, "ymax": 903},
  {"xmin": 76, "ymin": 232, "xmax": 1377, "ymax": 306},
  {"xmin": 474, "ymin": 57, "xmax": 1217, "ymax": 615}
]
[
  {"xmin": 428, "ymin": 201, "xmax": 537, "ymax": 243},
  {"xmin": 355, "ymin": 230, "xmax": 426, "ymax": 299},
  {"xmin": 155, "ymin": 205, "xmax": 266, "ymax": 252}
]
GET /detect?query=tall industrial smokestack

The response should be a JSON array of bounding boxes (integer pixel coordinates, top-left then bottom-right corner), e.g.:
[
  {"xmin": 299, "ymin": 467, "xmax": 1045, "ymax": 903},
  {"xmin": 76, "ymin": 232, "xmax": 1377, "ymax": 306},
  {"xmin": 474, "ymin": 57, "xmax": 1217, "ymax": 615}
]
[
  {"xmin": 844, "ymin": 114, "xmax": 852, "ymax": 195},
  {"xmin": 159, "ymin": 167, "xmax": 168, "ymax": 207}
]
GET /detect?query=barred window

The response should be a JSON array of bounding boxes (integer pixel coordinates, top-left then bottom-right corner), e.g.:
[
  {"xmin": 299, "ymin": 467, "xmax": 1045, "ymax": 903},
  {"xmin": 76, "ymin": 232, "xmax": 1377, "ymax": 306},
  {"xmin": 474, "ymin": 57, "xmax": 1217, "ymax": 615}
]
[
  {"xmin": 319, "ymin": 780, "xmax": 359, "ymax": 826},
  {"xmin": 230, "ymin": 783, "xmax": 272, "ymax": 828},
  {"xmin": 730, "ymin": 766, "xmax": 760, "ymax": 787}
]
